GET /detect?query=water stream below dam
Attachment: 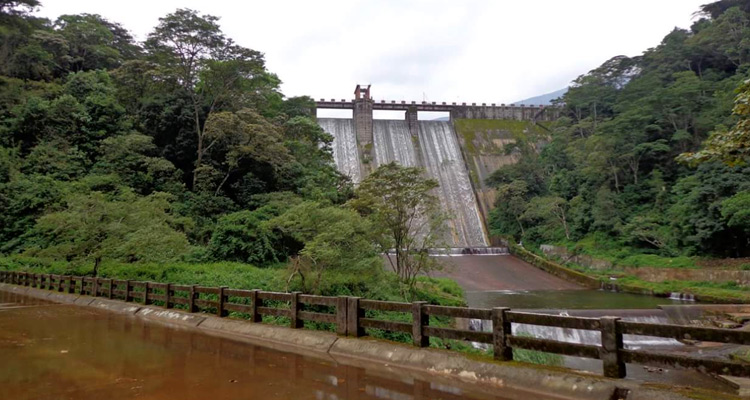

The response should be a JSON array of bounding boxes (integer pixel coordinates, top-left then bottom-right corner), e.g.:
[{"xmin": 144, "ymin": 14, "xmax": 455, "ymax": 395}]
[
  {"xmin": 462, "ymin": 288, "xmax": 731, "ymax": 391},
  {"xmin": 319, "ymin": 118, "xmax": 488, "ymax": 248}
]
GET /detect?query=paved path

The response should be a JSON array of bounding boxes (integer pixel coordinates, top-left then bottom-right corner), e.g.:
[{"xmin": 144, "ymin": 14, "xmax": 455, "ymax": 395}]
[{"xmin": 432, "ymin": 255, "xmax": 582, "ymax": 291}]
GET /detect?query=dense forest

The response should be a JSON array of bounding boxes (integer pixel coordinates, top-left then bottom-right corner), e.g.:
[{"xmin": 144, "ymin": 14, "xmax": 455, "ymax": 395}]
[
  {"xmin": 489, "ymin": 0, "xmax": 750, "ymax": 260},
  {"xmin": 0, "ymin": 1, "xmax": 463, "ymax": 304},
  {"xmin": 0, "ymin": 1, "xmax": 407, "ymax": 300}
]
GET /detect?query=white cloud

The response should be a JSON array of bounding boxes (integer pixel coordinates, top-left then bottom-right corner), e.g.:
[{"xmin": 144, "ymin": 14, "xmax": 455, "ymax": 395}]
[{"xmin": 36, "ymin": 0, "xmax": 706, "ymax": 103}]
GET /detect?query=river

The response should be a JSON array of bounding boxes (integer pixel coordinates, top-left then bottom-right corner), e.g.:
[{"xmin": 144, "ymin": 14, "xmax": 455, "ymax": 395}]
[{"xmin": 0, "ymin": 291, "xmax": 556, "ymax": 400}]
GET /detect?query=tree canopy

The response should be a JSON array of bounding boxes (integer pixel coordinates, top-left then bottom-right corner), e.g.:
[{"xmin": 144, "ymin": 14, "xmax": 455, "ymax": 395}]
[
  {"xmin": 0, "ymin": 4, "xmax": 358, "ymax": 275},
  {"xmin": 489, "ymin": 3, "xmax": 750, "ymax": 257}
]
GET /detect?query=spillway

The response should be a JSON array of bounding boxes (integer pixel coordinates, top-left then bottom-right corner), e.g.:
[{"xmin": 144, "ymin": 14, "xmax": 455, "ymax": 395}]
[
  {"xmin": 417, "ymin": 121, "xmax": 488, "ymax": 247},
  {"xmin": 318, "ymin": 118, "xmax": 362, "ymax": 184},
  {"xmin": 373, "ymin": 120, "xmax": 419, "ymax": 167},
  {"xmin": 320, "ymin": 118, "xmax": 488, "ymax": 248}
]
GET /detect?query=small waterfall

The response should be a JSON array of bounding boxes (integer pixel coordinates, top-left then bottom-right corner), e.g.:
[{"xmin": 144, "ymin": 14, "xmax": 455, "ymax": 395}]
[
  {"xmin": 318, "ymin": 118, "xmax": 362, "ymax": 184},
  {"xmin": 669, "ymin": 292, "xmax": 696, "ymax": 302},
  {"xmin": 468, "ymin": 312, "xmax": 682, "ymax": 350},
  {"xmin": 469, "ymin": 318, "xmax": 492, "ymax": 350}
]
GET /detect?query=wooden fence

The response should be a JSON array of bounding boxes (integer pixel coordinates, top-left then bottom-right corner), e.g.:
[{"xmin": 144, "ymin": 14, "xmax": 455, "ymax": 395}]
[{"xmin": 1, "ymin": 270, "xmax": 749, "ymax": 379}]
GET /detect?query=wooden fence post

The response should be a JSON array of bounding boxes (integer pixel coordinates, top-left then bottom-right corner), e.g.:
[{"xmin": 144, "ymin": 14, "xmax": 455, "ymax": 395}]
[
  {"xmin": 600, "ymin": 316, "xmax": 625, "ymax": 378},
  {"xmin": 336, "ymin": 296, "xmax": 348, "ymax": 336},
  {"xmin": 217, "ymin": 286, "xmax": 227, "ymax": 317},
  {"xmin": 107, "ymin": 279, "xmax": 113, "ymax": 299},
  {"xmin": 412, "ymin": 301, "xmax": 429, "ymax": 347},
  {"xmin": 92, "ymin": 277, "xmax": 99, "ymax": 297},
  {"xmin": 164, "ymin": 283, "xmax": 171, "ymax": 309},
  {"xmin": 347, "ymin": 297, "xmax": 363, "ymax": 337},
  {"xmin": 66, "ymin": 276, "xmax": 73, "ymax": 293},
  {"xmin": 79, "ymin": 277, "xmax": 86, "ymax": 295},
  {"xmin": 24, "ymin": 272, "xmax": 29, "ymax": 286},
  {"xmin": 250, "ymin": 290, "xmax": 261, "ymax": 322},
  {"xmin": 144, "ymin": 282, "xmax": 150, "ymax": 305},
  {"xmin": 492, "ymin": 307, "xmax": 513, "ymax": 361},
  {"xmin": 124, "ymin": 280, "xmax": 131, "ymax": 302},
  {"xmin": 290, "ymin": 291, "xmax": 302, "ymax": 328},
  {"xmin": 188, "ymin": 285, "xmax": 197, "ymax": 313}
]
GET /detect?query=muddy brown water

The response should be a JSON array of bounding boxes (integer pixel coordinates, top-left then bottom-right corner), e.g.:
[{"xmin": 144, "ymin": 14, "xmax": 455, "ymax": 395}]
[{"xmin": 0, "ymin": 291, "xmax": 561, "ymax": 400}]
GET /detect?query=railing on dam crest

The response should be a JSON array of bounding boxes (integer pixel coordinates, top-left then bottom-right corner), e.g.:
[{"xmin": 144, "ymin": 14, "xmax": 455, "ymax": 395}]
[{"xmin": 1, "ymin": 270, "xmax": 748, "ymax": 380}]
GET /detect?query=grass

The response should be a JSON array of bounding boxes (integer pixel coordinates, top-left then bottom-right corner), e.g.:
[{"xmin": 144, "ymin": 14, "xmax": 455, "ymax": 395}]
[
  {"xmin": 0, "ymin": 255, "xmax": 466, "ymax": 306},
  {"xmin": 560, "ymin": 234, "xmax": 699, "ymax": 269}
]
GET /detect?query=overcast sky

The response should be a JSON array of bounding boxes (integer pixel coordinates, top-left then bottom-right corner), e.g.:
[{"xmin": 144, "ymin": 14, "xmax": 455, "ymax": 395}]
[{"xmin": 36, "ymin": 0, "xmax": 707, "ymax": 105}]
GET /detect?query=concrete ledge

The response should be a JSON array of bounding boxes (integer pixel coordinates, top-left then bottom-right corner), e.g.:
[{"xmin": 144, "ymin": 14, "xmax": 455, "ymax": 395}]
[
  {"xmin": 330, "ymin": 338, "xmax": 615, "ymax": 400},
  {"xmin": 198, "ymin": 316, "xmax": 339, "ymax": 357},
  {"xmin": 47, "ymin": 292, "xmax": 80, "ymax": 304},
  {"xmin": 90, "ymin": 298, "xmax": 141, "ymax": 315},
  {"xmin": 135, "ymin": 307, "xmax": 204, "ymax": 327},
  {"xmin": 4, "ymin": 285, "xmax": 31, "ymax": 295},
  {"xmin": 73, "ymin": 296, "xmax": 95, "ymax": 306}
]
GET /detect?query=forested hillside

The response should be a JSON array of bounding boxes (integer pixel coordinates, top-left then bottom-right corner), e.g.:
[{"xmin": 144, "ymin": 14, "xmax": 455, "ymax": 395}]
[
  {"xmin": 0, "ymin": 2, "xmax": 377, "ymax": 298},
  {"xmin": 0, "ymin": 1, "xmax": 466, "ymax": 304},
  {"xmin": 489, "ymin": 0, "xmax": 750, "ymax": 260},
  {"xmin": 0, "ymin": 1, "xmax": 346, "ymax": 262}
]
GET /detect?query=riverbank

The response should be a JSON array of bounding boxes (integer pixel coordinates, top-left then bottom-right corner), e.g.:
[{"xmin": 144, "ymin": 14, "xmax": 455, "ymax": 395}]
[
  {"xmin": 509, "ymin": 244, "xmax": 750, "ymax": 304},
  {"xmin": 0, "ymin": 283, "xmax": 734, "ymax": 400}
]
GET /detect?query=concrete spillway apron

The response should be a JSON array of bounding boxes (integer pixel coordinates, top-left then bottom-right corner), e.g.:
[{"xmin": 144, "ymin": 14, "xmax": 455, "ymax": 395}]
[{"xmin": 0, "ymin": 283, "xmax": 700, "ymax": 400}]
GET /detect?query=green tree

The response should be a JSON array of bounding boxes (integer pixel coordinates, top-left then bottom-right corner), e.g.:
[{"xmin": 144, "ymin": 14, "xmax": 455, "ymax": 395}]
[
  {"xmin": 493, "ymin": 180, "xmax": 529, "ymax": 237},
  {"xmin": 271, "ymin": 201, "xmax": 379, "ymax": 294},
  {"xmin": 522, "ymin": 196, "xmax": 572, "ymax": 240},
  {"xmin": 201, "ymin": 109, "xmax": 290, "ymax": 195},
  {"xmin": 23, "ymin": 189, "xmax": 192, "ymax": 271},
  {"xmin": 349, "ymin": 162, "xmax": 445, "ymax": 296},
  {"xmin": 721, "ymin": 190, "xmax": 750, "ymax": 234},
  {"xmin": 679, "ymin": 79, "xmax": 750, "ymax": 166}
]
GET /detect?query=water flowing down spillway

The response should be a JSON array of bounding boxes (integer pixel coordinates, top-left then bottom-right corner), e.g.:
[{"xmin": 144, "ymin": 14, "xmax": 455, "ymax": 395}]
[
  {"xmin": 318, "ymin": 118, "xmax": 362, "ymax": 184},
  {"xmin": 320, "ymin": 118, "xmax": 488, "ymax": 248},
  {"xmin": 416, "ymin": 121, "xmax": 488, "ymax": 247},
  {"xmin": 373, "ymin": 120, "xmax": 419, "ymax": 167}
]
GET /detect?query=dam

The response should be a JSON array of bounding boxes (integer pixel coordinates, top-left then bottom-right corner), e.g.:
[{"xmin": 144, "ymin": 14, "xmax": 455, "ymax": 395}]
[{"xmin": 316, "ymin": 85, "xmax": 558, "ymax": 248}]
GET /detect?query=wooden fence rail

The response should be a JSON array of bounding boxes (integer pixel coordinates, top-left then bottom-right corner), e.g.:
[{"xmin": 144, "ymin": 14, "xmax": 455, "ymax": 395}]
[{"xmin": 1, "ymin": 270, "xmax": 749, "ymax": 379}]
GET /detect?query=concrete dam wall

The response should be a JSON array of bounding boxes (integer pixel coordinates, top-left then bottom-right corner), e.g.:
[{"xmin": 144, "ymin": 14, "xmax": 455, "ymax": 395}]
[
  {"xmin": 316, "ymin": 84, "xmax": 560, "ymax": 249},
  {"xmin": 319, "ymin": 118, "xmax": 488, "ymax": 248}
]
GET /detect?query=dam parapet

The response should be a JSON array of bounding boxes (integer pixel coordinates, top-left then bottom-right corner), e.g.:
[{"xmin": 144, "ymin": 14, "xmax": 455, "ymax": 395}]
[{"xmin": 316, "ymin": 98, "xmax": 560, "ymax": 122}]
